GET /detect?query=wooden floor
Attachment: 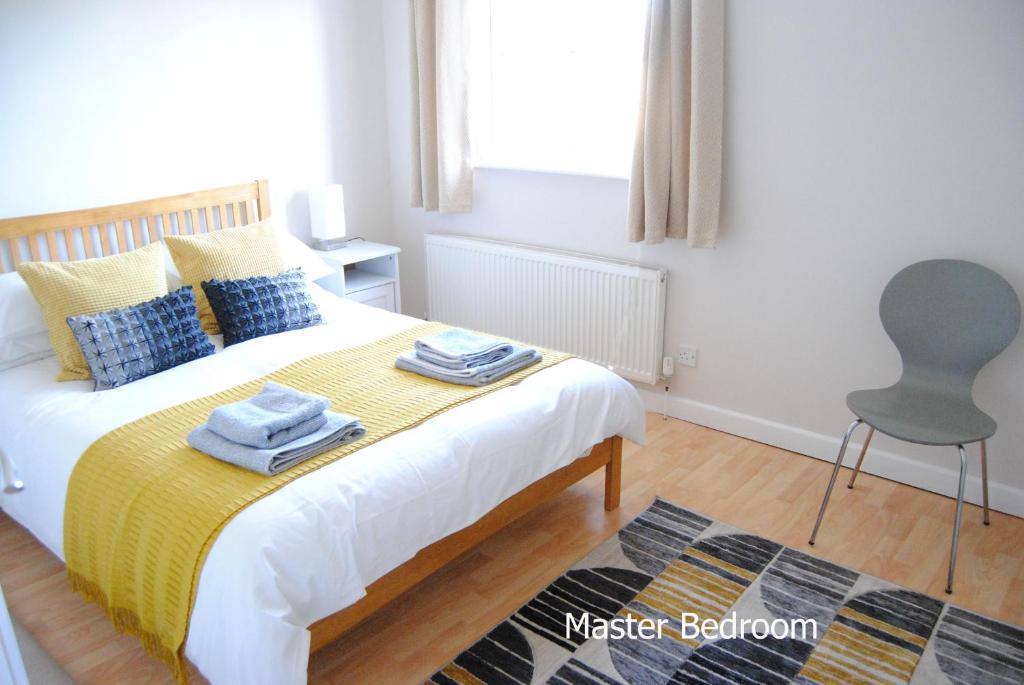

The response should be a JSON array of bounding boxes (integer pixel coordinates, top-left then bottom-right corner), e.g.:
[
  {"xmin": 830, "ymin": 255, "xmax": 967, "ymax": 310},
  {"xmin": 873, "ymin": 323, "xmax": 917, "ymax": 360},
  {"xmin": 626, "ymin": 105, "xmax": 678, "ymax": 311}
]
[{"xmin": 2, "ymin": 413, "xmax": 1022, "ymax": 684}]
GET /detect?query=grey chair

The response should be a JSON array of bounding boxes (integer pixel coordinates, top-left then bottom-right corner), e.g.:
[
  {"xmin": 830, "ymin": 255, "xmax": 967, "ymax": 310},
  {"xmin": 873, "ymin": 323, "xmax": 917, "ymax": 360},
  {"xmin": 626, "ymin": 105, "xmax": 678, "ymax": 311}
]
[{"xmin": 809, "ymin": 259, "xmax": 1021, "ymax": 593}]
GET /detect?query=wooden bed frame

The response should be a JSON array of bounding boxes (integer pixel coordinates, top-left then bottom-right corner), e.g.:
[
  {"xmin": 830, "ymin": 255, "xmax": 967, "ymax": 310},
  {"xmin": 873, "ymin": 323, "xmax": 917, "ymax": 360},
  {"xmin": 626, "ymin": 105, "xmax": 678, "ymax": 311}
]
[
  {"xmin": 0, "ymin": 180, "xmax": 624, "ymax": 659},
  {"xmin": 0, "ymin": 180, "xmax": 271, "ymax": 271}
]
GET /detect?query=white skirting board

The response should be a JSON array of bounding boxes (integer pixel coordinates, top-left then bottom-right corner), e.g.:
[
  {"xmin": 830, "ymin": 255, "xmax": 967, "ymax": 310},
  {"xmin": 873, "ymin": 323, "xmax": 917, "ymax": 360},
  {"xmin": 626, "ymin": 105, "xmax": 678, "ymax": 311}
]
[{"xmin": 638, "ymin": 389, "xmax": 1024, "ymax": 519}]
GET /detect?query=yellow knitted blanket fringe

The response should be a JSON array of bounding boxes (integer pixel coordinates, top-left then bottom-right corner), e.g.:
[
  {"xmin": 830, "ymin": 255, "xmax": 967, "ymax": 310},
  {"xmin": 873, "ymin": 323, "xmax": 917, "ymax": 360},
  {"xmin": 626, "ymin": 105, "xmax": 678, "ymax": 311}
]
[{"xmin": 63, "ymin": 322, "xmax": 569, "ymax": 683}]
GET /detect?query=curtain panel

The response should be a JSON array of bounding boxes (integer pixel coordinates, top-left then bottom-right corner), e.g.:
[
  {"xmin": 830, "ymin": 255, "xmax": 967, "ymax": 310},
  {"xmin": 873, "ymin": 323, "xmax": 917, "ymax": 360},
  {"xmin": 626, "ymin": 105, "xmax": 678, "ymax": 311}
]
[
  {"xmin": 627, "ymin": 0, "xmax": 725, "ymax": 247},
  {"xmin": 409, "ymin": 0, "xmax": 473, "ymax": 213}
]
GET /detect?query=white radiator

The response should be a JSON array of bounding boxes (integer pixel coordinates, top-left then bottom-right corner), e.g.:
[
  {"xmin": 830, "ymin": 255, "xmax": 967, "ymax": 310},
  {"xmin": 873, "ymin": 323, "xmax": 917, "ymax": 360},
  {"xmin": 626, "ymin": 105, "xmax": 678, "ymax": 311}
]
[{"xmin": 425, "ymin": 234, "xmax": 667, "ymax": 384}]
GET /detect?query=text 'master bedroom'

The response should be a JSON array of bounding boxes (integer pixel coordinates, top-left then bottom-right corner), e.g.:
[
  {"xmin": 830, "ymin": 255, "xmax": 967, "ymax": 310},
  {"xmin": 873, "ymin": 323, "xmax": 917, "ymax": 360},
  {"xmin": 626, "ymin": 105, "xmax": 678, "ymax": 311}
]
[{"xmin": 0, "ymin": 1, "xmax": 1021, "ymax": 684}]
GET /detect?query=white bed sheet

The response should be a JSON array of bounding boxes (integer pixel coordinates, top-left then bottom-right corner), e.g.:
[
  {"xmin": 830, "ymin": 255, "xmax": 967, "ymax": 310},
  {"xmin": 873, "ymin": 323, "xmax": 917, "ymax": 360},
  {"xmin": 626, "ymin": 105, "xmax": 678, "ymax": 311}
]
[{"xmin": 0, "ymin": 295, "xmax": 645, "ymax": 685}]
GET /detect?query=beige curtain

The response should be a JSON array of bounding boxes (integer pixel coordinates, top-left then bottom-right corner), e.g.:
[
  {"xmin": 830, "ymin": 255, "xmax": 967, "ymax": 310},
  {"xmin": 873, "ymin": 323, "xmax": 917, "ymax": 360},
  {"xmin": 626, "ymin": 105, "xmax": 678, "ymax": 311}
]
[
  {"xmin": 409, "ymin": 0, "xmax": 473, "ymax": 213},
  {"xmin": 627, "ymin": 0, "xmax": 724, "ymax": 247}
]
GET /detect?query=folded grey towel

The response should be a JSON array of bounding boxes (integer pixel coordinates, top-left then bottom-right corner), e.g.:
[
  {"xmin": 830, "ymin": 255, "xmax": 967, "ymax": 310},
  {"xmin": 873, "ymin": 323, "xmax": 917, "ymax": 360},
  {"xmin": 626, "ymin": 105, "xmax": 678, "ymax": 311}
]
[
  {"xmin": 207, "ymin": 381, "xmax": 331, "ymax": 449},
  {"xmin": 413, "ymin": 329, "xmax": 514, "ymax": 369},
  {"xmin": 415, "ymin": 347, "xmax": 512, "ymax": 370},
  {"xmin": 396, "ymin": 344, "xmax": 541, "ymax": 386},
  {"xmin": 188, "ymin": 411, "xmax": 366, "ymax": 475}
]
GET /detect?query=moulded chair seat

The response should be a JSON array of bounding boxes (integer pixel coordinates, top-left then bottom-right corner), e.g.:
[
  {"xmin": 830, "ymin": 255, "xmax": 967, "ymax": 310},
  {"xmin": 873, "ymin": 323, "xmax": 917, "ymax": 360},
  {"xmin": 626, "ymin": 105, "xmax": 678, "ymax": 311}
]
[{"xmin": 847, "ymin": 384, "xmax": 996, "ymax": 447}]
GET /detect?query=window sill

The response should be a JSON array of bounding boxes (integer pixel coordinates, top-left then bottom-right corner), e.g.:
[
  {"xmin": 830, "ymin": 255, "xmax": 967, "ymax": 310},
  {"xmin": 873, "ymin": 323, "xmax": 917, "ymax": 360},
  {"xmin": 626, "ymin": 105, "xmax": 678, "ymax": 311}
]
[{"xmin": 473, "ymin": 162, "xmax": 629, "ymax": 182}]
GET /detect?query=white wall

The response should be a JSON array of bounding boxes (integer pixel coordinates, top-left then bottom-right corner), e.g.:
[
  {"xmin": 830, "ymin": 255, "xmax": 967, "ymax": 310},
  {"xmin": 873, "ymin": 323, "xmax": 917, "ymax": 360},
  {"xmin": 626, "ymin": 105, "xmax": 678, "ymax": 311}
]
[
  {"xmin": 2, "ymin": 0, "xmax": 1021, "ymax": 516},
  {"xmin": 380, "ymin": 0, "xmax": 1024, "ymax": 514},
  {"xmin": 0, "ymin": 0, "xmax": 394, "ymax": 243}
]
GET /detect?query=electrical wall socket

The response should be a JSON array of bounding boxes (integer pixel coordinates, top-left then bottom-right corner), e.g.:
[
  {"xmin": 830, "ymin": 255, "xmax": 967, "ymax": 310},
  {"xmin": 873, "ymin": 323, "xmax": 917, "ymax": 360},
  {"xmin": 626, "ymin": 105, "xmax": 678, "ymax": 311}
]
[{"xmin": 677, "ymin": 344, "xmax": 698, "ymax": 367}]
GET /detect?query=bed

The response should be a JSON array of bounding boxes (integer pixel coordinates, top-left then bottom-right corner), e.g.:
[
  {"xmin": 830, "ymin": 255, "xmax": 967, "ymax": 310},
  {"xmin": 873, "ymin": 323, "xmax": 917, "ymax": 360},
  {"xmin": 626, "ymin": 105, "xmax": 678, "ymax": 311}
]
[{"xmin": 0, "ymin": 181, "xmax": 645, "ymax": 684}]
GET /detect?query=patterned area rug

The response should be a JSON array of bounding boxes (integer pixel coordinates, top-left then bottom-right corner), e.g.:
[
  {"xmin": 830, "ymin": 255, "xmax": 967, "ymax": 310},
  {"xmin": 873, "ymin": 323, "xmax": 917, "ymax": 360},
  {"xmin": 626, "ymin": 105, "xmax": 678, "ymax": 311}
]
[{"xmin": 429, "ymin": 498, "xmax": 1023, "ymax": 685}]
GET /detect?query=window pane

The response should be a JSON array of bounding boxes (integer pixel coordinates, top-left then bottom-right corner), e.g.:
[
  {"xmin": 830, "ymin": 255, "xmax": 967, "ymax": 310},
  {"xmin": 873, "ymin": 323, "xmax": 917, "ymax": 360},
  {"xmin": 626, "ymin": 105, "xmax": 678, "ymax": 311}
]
[{"xmin": 477, "ymin": 0, "xmax": 647, "ymax": 178}]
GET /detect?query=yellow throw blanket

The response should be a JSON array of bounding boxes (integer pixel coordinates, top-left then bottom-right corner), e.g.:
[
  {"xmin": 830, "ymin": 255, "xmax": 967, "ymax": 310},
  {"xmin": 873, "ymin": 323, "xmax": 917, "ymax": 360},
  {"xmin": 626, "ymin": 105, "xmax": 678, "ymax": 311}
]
[{"xmin": 63, "ymin": 323, "xmax": 569, "ymax": 683}]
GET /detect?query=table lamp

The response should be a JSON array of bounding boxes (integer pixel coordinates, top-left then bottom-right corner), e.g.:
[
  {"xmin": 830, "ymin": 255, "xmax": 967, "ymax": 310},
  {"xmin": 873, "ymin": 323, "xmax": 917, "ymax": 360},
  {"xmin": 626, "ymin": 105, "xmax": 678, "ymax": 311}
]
[{"xmin": 309, "ymin": 184, "xmax": 349, "ymax": 250}]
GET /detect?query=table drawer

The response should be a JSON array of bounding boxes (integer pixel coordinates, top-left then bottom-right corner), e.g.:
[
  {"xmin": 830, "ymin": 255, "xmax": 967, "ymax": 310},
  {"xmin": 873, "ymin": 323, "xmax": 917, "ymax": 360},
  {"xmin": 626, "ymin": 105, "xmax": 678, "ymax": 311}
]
[{"xmin": 345, "ymin": 283, "xmax": 396, "ymax": 312}]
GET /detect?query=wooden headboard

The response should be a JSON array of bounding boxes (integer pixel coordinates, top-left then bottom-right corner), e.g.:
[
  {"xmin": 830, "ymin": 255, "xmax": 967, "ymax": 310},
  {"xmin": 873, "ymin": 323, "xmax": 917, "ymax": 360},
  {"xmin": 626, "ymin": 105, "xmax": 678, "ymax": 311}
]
[{"xmin": 0, "ymin": 179, "xmax": 271, "ymax": 273}]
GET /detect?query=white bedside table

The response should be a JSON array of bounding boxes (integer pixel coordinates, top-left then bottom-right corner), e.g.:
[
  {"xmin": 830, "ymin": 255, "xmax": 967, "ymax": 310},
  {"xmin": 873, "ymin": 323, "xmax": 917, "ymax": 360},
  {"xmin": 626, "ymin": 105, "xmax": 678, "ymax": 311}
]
[{"xmin": 314, "ymin": 241, "xmax": 401, "ymax": 313}]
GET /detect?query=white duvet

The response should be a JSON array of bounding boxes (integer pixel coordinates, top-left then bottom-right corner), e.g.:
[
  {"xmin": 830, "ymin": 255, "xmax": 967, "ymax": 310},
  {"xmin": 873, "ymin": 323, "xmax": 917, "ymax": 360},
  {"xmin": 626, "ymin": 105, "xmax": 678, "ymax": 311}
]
[{"xmin": 0, "ymin": 293, "xmax": 645, "ymax": 685}]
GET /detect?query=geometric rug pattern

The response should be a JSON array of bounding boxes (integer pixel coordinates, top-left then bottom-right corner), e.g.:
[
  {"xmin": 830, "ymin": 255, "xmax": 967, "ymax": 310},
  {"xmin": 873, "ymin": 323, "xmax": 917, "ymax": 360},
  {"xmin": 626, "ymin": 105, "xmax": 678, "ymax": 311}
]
[{"xmin": 428, "ymin": 498, "xmax": 1024, "ymax": 685}]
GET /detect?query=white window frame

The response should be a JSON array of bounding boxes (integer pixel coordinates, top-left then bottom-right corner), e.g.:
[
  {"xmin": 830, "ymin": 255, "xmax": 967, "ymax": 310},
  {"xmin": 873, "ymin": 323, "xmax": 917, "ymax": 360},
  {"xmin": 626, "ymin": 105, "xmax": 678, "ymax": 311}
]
[{"xmin": 469, "ymin": 0, "xmax": 648, "ymax": 180}]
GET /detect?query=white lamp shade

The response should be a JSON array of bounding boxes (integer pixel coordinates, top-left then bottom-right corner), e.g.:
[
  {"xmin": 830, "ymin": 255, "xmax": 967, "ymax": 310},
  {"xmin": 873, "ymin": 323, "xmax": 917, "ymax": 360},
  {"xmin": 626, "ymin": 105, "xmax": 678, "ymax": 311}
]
[{"xmin": 308, "ymin": 184, "xmax": 347, "ymax": 241}]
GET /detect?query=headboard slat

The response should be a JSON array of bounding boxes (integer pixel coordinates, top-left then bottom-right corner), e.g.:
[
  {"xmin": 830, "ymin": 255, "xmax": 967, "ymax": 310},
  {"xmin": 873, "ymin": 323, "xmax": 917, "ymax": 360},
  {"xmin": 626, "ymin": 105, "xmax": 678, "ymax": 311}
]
[
  {"xmin": 115, "ymin": 221, "xmax": 127, "ymax": 252},
  {"xmin": 45, "ymin": 231, "xmax": 58, "ymax": 261},
  {"xmin": 129, "ymin": 219, "xmax": 142, "ymax": 247},
  {"xmin": 99, "ymin": 223, "xmax": 112, "ymax": 255},
  {"xmin": 0, "ymin": 180, "xmax": 270, "ymax": 272},
  {"xmin": 256, "ymin": 180, "xmax": 271, "ymax": 218},
  {"xmin": 82, "ymin": 230, "xmax": 95, "ymax": 259},
  {"xmin": 63, "ymin": 229, "xmax": 75, "ymax": 260}
]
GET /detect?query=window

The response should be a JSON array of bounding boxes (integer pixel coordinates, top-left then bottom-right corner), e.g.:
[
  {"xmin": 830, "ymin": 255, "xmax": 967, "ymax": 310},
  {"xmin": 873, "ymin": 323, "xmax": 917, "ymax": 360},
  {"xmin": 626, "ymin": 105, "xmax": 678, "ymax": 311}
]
[{"xmin": 471, "ymin": 0, "xmax": 648, "ymax": 179}]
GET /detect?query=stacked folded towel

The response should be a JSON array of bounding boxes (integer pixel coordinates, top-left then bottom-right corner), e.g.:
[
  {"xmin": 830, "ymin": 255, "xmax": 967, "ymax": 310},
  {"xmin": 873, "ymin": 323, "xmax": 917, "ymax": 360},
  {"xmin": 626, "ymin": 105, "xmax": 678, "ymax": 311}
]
[
  {"xmin": 187, "ymin": 381, "xmax": 366, "ymax": 475},
  {"xmin": 396, "ymin": 328, "xmax": 541, "ymax": 386},
  {"xmin": 414, "ymin": 330, "xmax": 514, "ymax": 369}
]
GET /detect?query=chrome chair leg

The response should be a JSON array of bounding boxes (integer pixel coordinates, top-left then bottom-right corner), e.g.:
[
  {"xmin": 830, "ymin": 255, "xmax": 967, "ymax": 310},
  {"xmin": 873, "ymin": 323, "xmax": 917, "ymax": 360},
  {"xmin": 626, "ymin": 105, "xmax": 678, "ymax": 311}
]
[
  {"xmin": 946, "ymin": 445, "xmax": 968, "ymax": 594},
  {"xmin": 980, "ymin": 440, "xmax": 990, "ymax": 525},
  {"xmin": 847, "ymin": 426, "xmax": 875, "ymax": 489},
  {"xmin": 809, "ymin": 419, "xmax": 863, "ymax": 546}
]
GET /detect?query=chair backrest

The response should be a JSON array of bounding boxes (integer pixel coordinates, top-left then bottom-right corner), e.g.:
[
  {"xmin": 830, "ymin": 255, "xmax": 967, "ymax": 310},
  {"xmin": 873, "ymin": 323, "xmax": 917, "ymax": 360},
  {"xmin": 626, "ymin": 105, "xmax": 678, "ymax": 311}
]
[{"xmin": 880, "ymin": 259, "xmax": 1021, "ymax": 387}]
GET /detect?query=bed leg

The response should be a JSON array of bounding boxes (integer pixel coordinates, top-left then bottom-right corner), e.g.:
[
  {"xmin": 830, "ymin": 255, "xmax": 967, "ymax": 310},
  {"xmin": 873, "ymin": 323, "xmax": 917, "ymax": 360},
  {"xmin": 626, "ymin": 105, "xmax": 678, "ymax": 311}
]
[
  {"xmin": 604, "ymin": 436, "xmax": 622, "ymax": 511},
  {"xmin": 1, "ymin": 448, "xmax": 24, "ymax": 494}
]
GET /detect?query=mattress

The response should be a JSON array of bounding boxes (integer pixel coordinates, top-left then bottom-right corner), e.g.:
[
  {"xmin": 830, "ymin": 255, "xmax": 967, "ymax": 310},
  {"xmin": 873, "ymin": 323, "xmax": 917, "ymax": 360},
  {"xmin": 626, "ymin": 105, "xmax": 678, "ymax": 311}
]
[{"xmin": 0, "ymin": 291, "xmax": 645, "ymax": 685}]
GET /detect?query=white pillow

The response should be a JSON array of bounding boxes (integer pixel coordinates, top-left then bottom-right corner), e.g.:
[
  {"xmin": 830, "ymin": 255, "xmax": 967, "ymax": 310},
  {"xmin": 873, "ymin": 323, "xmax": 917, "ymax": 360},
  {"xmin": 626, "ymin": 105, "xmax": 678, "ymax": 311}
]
[
  {"xmin": 162, "ymin": 242, "xmax": 184, "ymax": 290},
  {"xmin": 277, "ymin": 231, "xmax": 335, "ymax": 281},
  {"xmin": 0, "ymin": 271, "xmax": 54, "ymax": 371},
  {"xmin": 306, "ymin": 280, "xmax": 355, "ymax": 324}
]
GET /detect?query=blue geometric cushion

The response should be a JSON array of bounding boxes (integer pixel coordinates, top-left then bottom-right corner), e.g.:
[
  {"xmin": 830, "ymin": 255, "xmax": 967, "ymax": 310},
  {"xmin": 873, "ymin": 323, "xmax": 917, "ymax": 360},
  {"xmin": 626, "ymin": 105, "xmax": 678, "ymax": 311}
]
[
  {"xmin": 67, "ymin": 286, "xmax": 215, "ymax": 391},
  {"xmin": 201, "ymin": 268, "xmax": 323, "ymax": 347}
]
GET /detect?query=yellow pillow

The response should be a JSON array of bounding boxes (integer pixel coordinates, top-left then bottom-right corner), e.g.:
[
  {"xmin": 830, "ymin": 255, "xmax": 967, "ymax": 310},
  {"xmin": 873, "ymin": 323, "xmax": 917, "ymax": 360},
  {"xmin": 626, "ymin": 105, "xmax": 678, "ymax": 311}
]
[
  {"xmin": 17, "ymin": 242, "xmax": 168, "ymax": 381},
  {"xmin": 164, "ymin": 220, "xmax": 286, "ymax": 334}
]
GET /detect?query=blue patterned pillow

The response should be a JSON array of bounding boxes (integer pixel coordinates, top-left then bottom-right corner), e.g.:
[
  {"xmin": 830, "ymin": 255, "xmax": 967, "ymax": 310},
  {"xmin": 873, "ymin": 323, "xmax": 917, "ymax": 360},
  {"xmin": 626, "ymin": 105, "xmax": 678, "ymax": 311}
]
[
  {"xmin": 67, "ymin": 286, "xmax": 215, "ymax": 391},
  {"xmin": 201, "ymin": 268, "xmax": 323, "ymax": 347}
]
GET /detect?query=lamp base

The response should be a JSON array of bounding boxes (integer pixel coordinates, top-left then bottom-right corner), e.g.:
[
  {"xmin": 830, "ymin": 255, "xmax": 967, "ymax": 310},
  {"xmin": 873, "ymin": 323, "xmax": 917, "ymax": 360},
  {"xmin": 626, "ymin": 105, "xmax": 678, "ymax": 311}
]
[{"xmin": 312, "ymin": 237, "xmax": 355, "ymax": 251}]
